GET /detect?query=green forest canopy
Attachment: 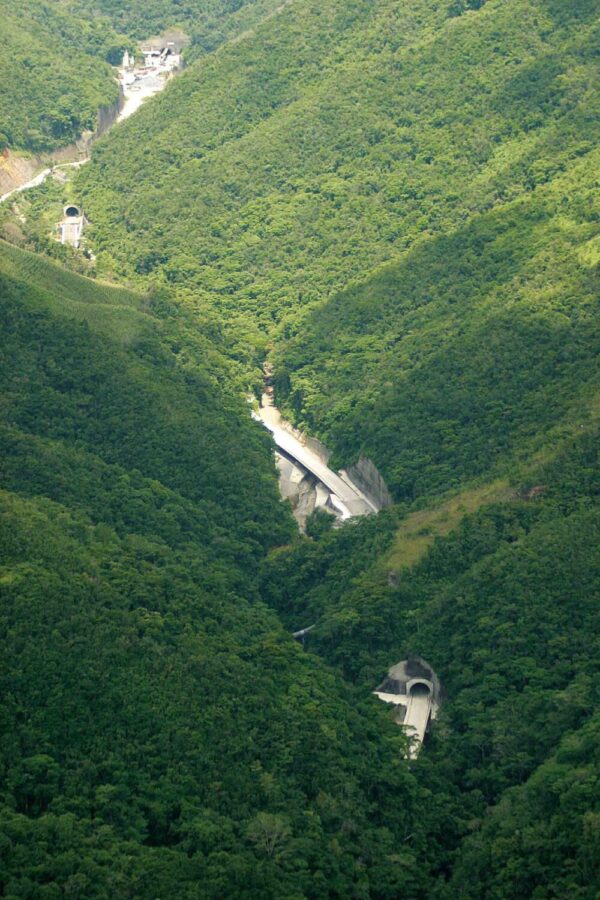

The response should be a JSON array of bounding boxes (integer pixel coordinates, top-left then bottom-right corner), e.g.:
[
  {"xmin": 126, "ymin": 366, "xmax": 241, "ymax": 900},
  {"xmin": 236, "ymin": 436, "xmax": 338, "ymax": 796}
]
[
  {"xmin": 0, "ymin": 0, "xmax": 119, "ymax": 152},
  {"xmin": 72, "ymin": 0, "xmax": 288, "ymax": 53},
  {"xmin": 0, "ymin": 241, "xmax": 433, "ymax": 897},
  {"xmin": 76, "ymin": 0, "xmax": 600, "ymax": 499},
  {"xmin": 2, "ymin": 0, "xmax": 600, "ymax": 895}
]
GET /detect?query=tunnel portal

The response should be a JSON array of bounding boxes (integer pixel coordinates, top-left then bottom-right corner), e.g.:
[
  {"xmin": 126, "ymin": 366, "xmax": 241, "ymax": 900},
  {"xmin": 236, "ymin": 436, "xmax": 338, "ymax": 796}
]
[{"xmin": 374, "ymin": 657, "xmax": 440, "ymax": 757}]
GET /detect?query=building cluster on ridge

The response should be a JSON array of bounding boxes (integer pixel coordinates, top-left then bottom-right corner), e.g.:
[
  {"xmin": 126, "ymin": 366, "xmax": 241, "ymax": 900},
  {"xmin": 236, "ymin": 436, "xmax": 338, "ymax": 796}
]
[{"xmin": 121, "ymin": 36, "xmax": 184, "ymax": 86}]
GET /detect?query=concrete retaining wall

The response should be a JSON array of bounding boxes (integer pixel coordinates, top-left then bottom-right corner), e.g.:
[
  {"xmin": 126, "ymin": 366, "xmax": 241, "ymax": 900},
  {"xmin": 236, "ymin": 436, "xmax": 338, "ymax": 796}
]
[
  {"xmin": 346, "ymin": 456, "xmax": 393, "ymax": 509},
  {"xmin": 94, "ymin": 86, "xmax": 125, "ymax": 141}
]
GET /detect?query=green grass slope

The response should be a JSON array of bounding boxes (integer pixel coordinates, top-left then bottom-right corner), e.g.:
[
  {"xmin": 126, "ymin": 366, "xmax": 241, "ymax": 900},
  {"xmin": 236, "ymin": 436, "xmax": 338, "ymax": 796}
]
[{"xmin": 0, "ymin": 242, "xmax": 149, "ymax": 342}]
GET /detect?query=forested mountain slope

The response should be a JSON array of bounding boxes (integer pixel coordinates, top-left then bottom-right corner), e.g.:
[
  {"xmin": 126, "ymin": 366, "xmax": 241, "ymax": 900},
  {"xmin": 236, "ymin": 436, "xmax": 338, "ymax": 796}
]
[
  {"xmin": 79, "ymin": 0, "xmax": 598, "ymax": 321},
  {"xmin": 77, "ymin": 0, "xmax": 599, "ymax": 500},
  {"xmin": 0, "ymin": 242, "xmax": 433, "ymax": 897},
  {"xmin": 4, "ymin": 0, "xmax": 600, "ymax": 895},
  {"xmin": 72, "ymin": 0, "xmax": 288, "ymax": 55},
  {"xmin": 261, "ymin": 422, "xmax": 600, "ymax": 898},
  {"xmin": 0, "ymin": 0, "xmax": 284, "ymax": 153},
  {"xmin": 276, "ymin": 148, "xmax": 600, "ymax": 499},
  {"xmin": 0, "ymin": 0, "xmax": 120, "ymax": 152},
  {"xmin": 3, "ymin": 236, "xmax": 600, "ymax": 896}
]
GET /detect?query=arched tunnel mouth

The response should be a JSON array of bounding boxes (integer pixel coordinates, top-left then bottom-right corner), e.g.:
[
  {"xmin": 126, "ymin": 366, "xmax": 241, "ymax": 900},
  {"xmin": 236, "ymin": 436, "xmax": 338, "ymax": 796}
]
[
  {"xmin": 409, "ymin": 682, "xmax": 432, "ymax": 698},
  {"xmin": 65, "ymin": 206, "xmax": 81, "ymax": 218}
]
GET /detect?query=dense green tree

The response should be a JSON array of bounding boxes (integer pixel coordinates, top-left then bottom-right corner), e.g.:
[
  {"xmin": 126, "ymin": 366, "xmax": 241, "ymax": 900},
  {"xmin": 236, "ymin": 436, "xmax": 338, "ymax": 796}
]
[
  {"xmin": 0, "ymin": 242, "xmax": 432, "ymax": 897},
  {"xmin": 3, "ymin": 0, "xmax": 600, "ymax": 895},
  {"xmin": 0, "ymin": 0, "xmax": 120, "ymax": 152}
]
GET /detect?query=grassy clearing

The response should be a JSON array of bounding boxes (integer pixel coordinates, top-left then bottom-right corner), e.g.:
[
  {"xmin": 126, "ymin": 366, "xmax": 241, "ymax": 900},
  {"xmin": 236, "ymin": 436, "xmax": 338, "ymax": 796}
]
[
  {"xmin": 381, "ymin": 386, "xmax": 600, "ymax": 576},
  {"xmin": 383, "ymin": 479, "xmax": 512, "ymax": 573}
]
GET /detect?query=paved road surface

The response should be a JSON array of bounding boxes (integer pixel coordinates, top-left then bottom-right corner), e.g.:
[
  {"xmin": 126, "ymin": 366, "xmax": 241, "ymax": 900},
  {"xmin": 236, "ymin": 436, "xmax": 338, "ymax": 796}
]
[
  {"xmin": 403, "ymin": 687, "xmax": 432, "ymax": 757},
  {"xmin": 258, "ymin": 397, "xmax": 378, "ymax": 518},
  {"xmin": 1, "ymin": 168, "xmax": 52, "ymax": 204},
  {"xmin": 118, "ymin": 73, "xmax": 166, "ymax": 122}
]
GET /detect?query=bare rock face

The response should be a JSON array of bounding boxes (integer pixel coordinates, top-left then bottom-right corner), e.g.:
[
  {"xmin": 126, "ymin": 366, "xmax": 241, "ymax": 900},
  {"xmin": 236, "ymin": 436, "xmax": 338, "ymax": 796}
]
[
  {"xmin": 0, "ymin": 151, "xmax": 39, "ymax": 197},
  {"xmin": 275, "ymin": 452, "xmax": 336, "ymax": 531}
]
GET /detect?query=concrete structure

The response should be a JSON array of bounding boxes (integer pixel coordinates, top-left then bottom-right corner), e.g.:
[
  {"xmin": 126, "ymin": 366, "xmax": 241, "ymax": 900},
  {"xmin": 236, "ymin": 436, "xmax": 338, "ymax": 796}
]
[
  {"xmin": 374, "ymin": 657, "xmax": 440, "ymax": 757},
  {"xmin": 251, "ymin": 365, "xmax": 391, "ymax": 528},
  {"xmin": 346, "ymin": 456, "xmax": 393, "ymax": 511},
  {"xmin": 140, "ymin": 40, "xmax": 183, "ymax": 72},
  {"xmin": 58, "ymin": 204, "xmax": 86, "ymax": 248},
  {"xmin": 255, "ymin": 391, "xmax": 379, "ymax": 527},
  {"xmin": 118, "ymin": 37, "xmax": 183, "ymax": 122},
  {"xmin": 292, "ymin": 624, "xmax": 316, "ymax": 645}
]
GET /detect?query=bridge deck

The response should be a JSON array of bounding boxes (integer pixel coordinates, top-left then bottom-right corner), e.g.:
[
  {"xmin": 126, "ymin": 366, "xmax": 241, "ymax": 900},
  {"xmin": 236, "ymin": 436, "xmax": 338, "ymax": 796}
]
[{"xmin": 258, "ymin": 404, "xmax": 378, "ymax": 517}]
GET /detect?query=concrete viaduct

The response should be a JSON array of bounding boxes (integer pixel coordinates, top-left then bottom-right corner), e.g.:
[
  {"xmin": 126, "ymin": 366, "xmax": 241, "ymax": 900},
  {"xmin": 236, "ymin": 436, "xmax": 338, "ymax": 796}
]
[{"xmin": 256, "ymin": 398, "xmax": 378, "ymax": 519}]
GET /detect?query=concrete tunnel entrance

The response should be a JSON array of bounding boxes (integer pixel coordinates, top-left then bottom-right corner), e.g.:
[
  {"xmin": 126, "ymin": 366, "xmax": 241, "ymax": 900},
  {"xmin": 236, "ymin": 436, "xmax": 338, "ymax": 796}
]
[
  {"xmin": 409, "ymin": 682, "xmax": 431, "ymax": 698},
  {"xmin": 64, "ymin": 205, "xmax": 81, "ymax": 218},
  {"xmin": 373, "ymin": 658, "xmax": 441, "ymax": 757}
]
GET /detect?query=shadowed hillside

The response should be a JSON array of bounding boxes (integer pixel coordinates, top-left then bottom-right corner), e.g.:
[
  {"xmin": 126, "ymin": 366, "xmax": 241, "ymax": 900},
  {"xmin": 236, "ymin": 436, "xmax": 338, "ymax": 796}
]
[
  {"xmin": 275, "ymin": 150, "xmax": 600, "ymax": 499},
  {"xmin": 0, "ymin": 242, "xmax": 436, "ymax": 897}
]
